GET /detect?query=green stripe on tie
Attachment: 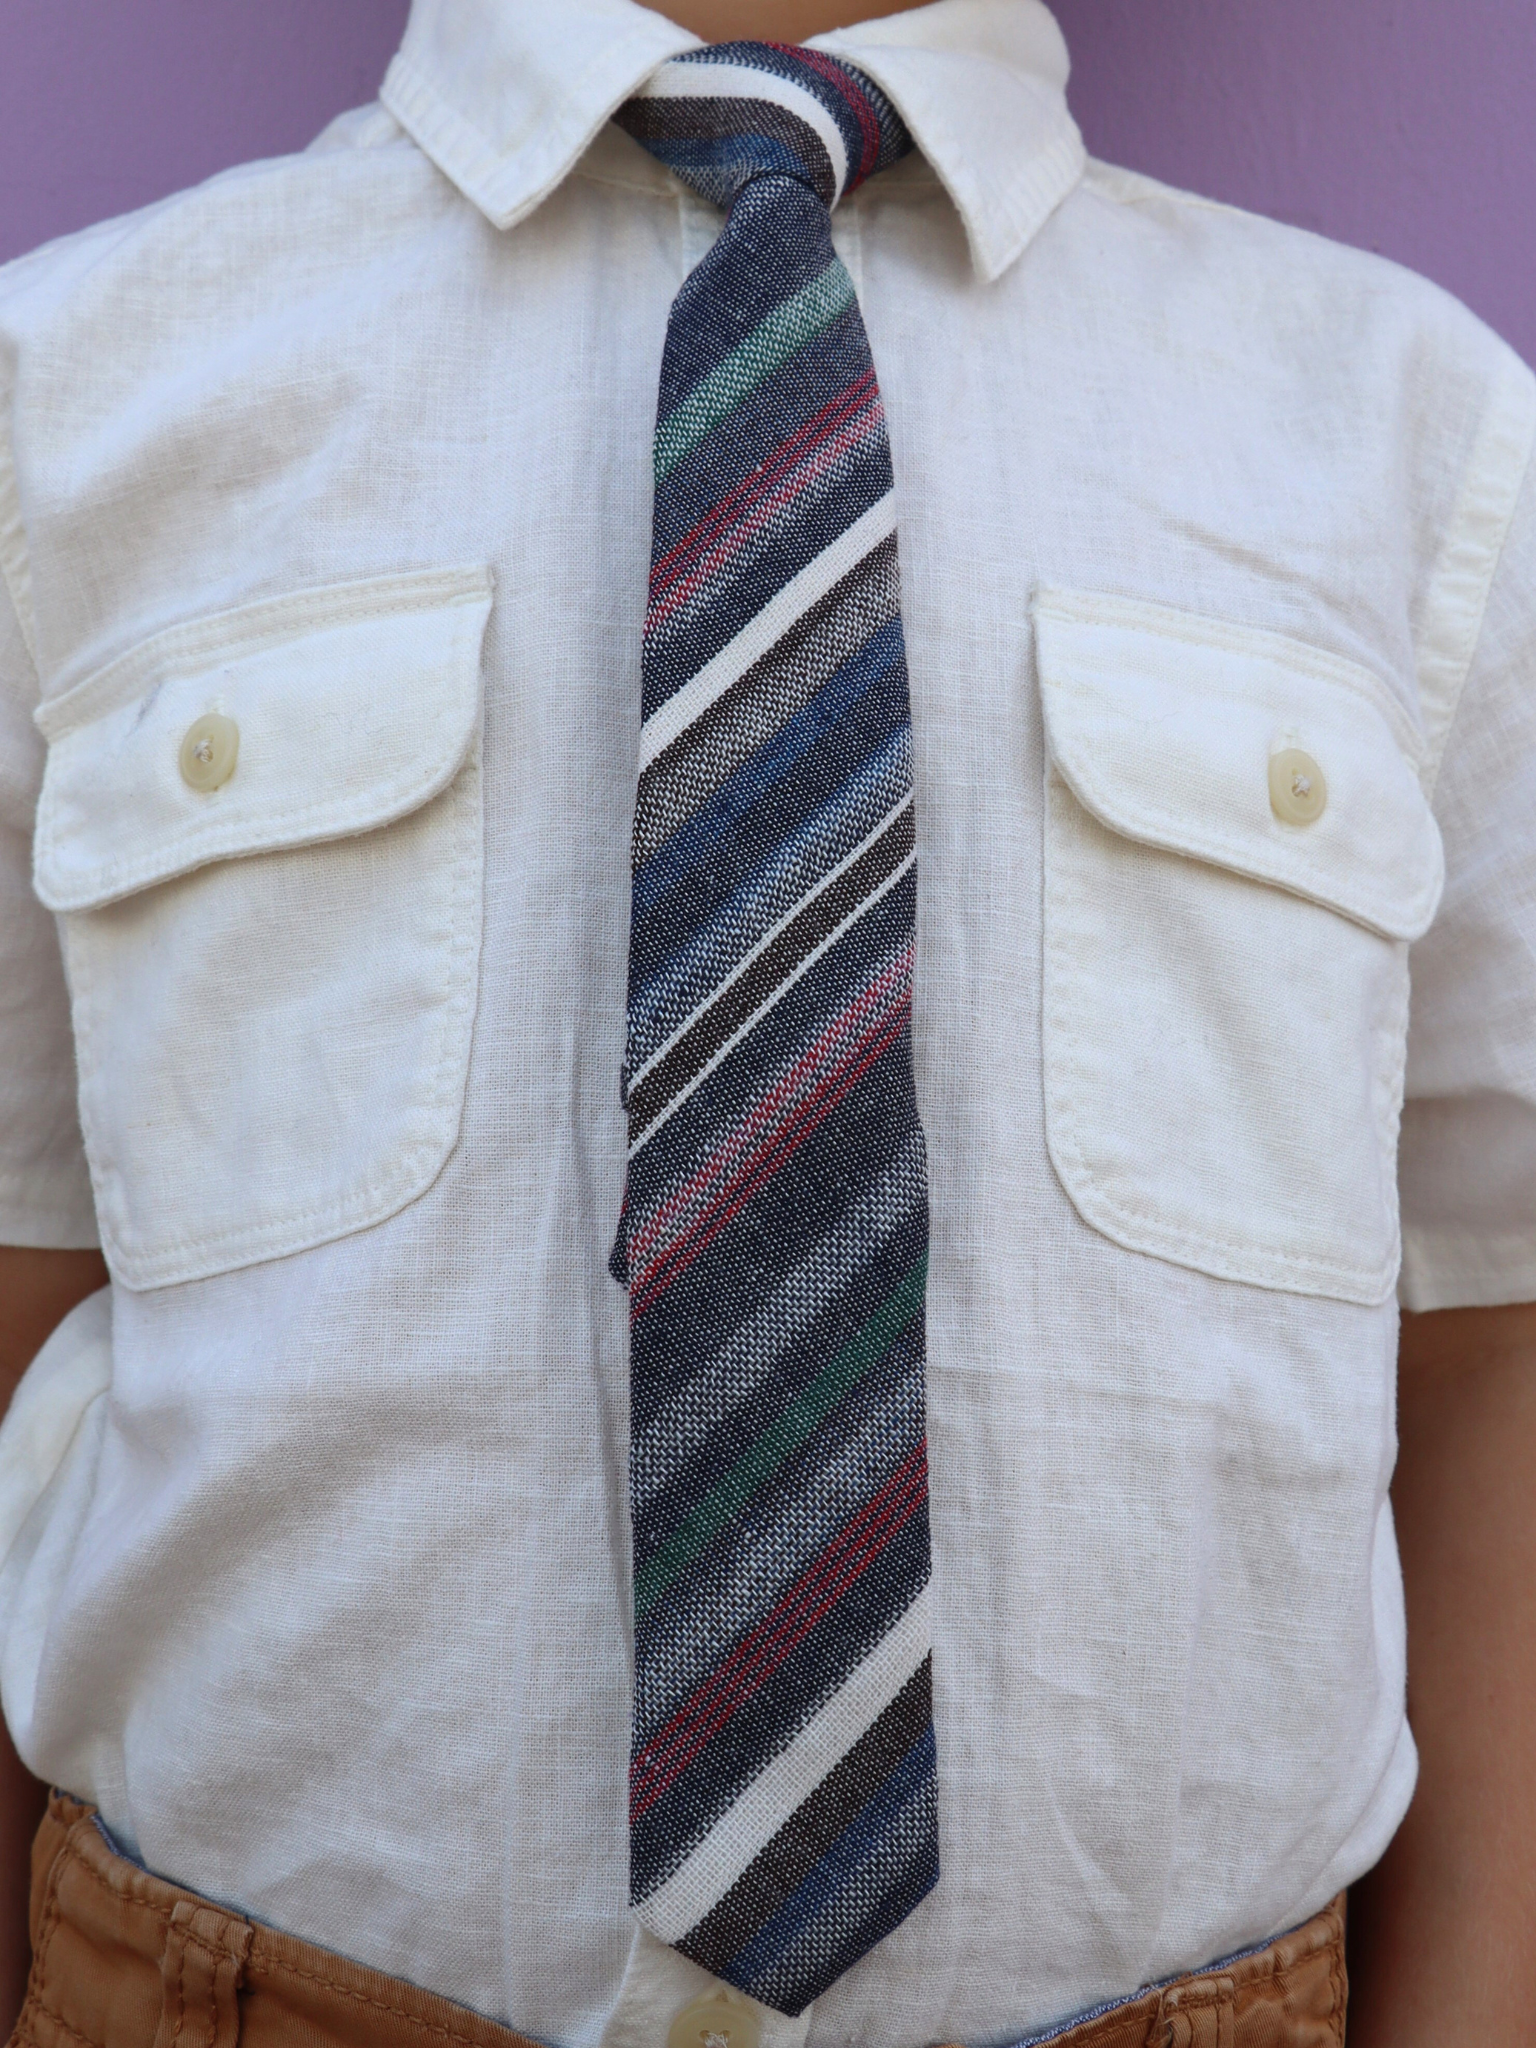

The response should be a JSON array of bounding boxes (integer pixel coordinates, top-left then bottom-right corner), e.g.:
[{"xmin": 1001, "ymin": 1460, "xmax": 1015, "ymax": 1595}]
[
  {"xmin": 654, "ymin": 260, "xmax": 859, "ymax": 485},
  {"xmin": 633, "ymin": 1253, "xmax": 928, "ymax": 1623}
]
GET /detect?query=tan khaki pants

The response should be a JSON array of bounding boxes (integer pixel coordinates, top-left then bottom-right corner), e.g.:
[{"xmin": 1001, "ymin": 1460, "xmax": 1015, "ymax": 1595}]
[{"xmin": 11, "ymin": 1793, "xmax": 1347, "ymax": 2048}]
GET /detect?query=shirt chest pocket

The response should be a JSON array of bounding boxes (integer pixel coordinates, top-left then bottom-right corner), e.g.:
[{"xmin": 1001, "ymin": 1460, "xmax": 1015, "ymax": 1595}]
[
  {"xmin": 1034, "ymin": 590, "xmax": 1444, "ymax": 1306},
  {"xmin": 31, "ymin": 567, "xmax": 494, "ymax": 1290}
]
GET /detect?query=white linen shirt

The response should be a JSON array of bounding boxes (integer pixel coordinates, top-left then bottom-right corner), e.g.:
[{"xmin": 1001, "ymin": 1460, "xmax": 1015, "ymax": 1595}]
[{"xmin": 1, "ymin": 2, "xmax": 1535, "ymax": 2043}]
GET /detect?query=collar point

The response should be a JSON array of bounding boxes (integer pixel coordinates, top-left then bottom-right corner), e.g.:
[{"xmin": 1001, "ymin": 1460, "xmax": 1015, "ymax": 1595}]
[{"xmin": 958, "ymin": 123, "xmax": 1087, "ymax": 286}]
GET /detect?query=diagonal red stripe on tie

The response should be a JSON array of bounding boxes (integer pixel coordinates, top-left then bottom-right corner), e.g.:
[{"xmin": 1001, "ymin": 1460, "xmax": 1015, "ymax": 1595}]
[
  {"xmin": 649, "ymin": 370, "xmax": 878, "ymax": 605},
  {"xmin": 645, "ymin": 395, "xmax": 887, "ymax": 636},
  {"xmin": 627, "ymin": 946, "xmax": 912, "ymax": 1273},
  {"xmin": 629, "ymin": 1438, "xmax": 930, "ymax": 1822},
  {"xmin": 771, "ymin": 45, "xmax": 883, "ymax": 188},
  {"xmin": 630, "ymin": 983, "xmax": 912, "ymax": 1318}
]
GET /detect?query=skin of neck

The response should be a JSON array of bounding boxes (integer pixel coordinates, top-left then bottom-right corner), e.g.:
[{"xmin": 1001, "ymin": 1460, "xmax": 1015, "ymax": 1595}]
[{"xmin": 658, "ymin": 1, "xmax": 892, "ymax": 42}]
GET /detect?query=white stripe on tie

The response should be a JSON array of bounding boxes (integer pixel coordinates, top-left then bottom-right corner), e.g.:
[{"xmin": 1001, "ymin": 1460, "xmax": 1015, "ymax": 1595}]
[
  {"xmin": 641, "ymin": 57, "xmax": 850, "ymax": 202},
  {"xmin": 627, "ymin": 846, "xmax": 914, "ymax": 1159},
  {"xmin": 627, "ymin": 793, "xmax": 914, "ymax": 1096},
  {"xmin": 638, "ymin": 492, "xmax": 897, "ymax": 774},
  {"xmin": 633, "ymin": 1583, "xmax": 932, "ymax": 1941}
]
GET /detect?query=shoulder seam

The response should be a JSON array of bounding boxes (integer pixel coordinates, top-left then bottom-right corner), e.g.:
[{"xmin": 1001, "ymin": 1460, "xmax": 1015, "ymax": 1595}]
[
  {"xmin": 1082, "ymin": 158, "xmax": 1236, "ymax": 220},
  {"xmin": 1416, "ymin": 349, "xmax": 1536, "ymax": 798}
]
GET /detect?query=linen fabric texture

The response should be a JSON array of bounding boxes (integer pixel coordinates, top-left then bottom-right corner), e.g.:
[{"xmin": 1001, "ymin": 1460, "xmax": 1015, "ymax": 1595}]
[
  {"xmin": 0, "ymin": 1, "xmax": 1533, "ymax": 2045},
  {"xmin": 613, "ymin": 46, "xmax": 936, "ymax": 2012}
]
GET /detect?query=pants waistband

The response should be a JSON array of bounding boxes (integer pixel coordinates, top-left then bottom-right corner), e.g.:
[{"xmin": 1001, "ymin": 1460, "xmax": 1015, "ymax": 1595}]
[{"xmin": 10, "ymin": 1792, "xmax": 1347, "ymax": 2048}]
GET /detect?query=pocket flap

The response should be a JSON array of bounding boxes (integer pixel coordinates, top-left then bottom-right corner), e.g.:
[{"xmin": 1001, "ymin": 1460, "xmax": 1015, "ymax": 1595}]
[
  {"xmin": 1033, "ymin": 589, "xmax": 1444, "ymax": 942},
  {"xmin": 33, "ymin": 566, "xmax": 493, "ymax": 913}
]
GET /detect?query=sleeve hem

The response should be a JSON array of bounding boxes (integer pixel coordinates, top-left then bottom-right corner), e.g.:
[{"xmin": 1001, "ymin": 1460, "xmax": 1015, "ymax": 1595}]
[
  {"xmin": 0, "ymin": 1191, "xmax": 99, "ymax": 1253},
  {"xmin": 1399, "ymin": 1227, "xmax": 1536, "ymax": 1312}
]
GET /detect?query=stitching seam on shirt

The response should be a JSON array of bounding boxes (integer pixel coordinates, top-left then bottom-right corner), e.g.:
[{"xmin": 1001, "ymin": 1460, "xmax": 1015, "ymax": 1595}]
[
  {"xmin": 34, "ymin": 564, "xmax": 491, "ymax": 741},
  {"xmin": 0, "ymin": 392, "xmax": 39, "ymax": 676},
  {"xmin": 1034, "ymin": 588, "xmax": 1425, "ymax": 755},
  {"xmin": 812, "ymin": 41, "xmax": 1085, "ymax": 282},
  {"xmin": 34, "ymin": 571, "xmax": 491, "ymax": 911},
  {"xmin": 382, "ymin": 51, "xmax": 552, "ymax": 203},
  {"xmin": 1034, "ymin": 598, "xmax": 1442, "ymax": 938},
  {"xmin": 1040, "ymin": 769, "xmax": 1400, "ymax": 1302},
  {"xmin": 79, "ymin": 763, "xmax": 480, "ymax": 1268},
  {"xmin": 1398, "ymin": 1224, "xmax": 1536, "ymax": 1310},
  {"xmin": 36, "ymin": 732, "xmax": 478, "ymax": 912},
  {"xmin": 1044, "ymin": 708, "xmax": 1438, "ymax": 939},
  {"xmin": 71, "ymin": 735, "xmax": 484, "ymax": 1287},
  {"xmin": 1415, "ymin": 348, "xmax": 1536, "ymax": 796},
  {"xmin": 1085, "ymin": 158, "xmax": 1263, "ymax": 223},
  {"xmin": 381, "ymin": 19, "xmax": 697, "ymax": 232},
  {"xmin": 1044, "ymin": 1053, "xmax": 1397, "ymax": 1295},
  {"xmin": 1044, "ymin": 1029, "xmax": 1399, "ymax": 1289}
]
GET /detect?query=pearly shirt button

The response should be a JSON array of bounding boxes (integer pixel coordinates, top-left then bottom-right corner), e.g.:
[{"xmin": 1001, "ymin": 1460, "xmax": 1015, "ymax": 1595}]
[
  {"xmin": 1268, "ymin": 745, "xmax": 1326, "ymax": 826},
  {"xmin": 667, "ymin": 1989, "xmax": 762, "ymax": 2048},
  {"xmin": 179, "ymin": 712, "xmax": 240, "ymax": 792}
]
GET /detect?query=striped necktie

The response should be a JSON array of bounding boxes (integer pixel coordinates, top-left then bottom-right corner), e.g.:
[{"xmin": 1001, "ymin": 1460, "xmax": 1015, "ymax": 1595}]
[{"xmin": 614, "ymin": 44, "xmax": 938, "ymax": 2017}]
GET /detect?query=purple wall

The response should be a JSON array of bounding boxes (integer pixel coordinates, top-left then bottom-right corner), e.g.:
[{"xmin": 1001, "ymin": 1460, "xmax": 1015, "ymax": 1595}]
[
  {"xmin": 1057, "ymin": 0, "xmax": 1536, "ymax": 369},
  {"xmin": 1, "ymin": 1, "xmax": 1534, "ymax": 364}
]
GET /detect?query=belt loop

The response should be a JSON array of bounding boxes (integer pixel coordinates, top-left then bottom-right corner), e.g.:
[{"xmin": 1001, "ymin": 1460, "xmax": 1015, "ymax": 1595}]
[
  {"xmin": 1155, "ymin": 1972, "xmax": 1235, "ymax": 2048},
  {"xmin": 152, "ymin": 1898, "xmax": 253, "ymax": 2048}
]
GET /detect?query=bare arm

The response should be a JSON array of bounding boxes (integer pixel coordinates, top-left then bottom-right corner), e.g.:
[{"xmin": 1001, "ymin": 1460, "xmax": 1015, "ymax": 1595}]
[
  {"xmin": 0, "ymin": 1248, "xmax": 108, "ymax": 1391},
  {"xmin": 0, "ymin": 1245, "xmax": 108, "ymax": 2026},
  {"xmin": 1347, "ymin": 1300, "xmax": 1536, "ymax": 2045}
]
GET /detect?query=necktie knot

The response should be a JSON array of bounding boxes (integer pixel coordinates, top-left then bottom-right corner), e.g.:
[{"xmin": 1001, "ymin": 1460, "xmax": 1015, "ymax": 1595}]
[{"xmin": 618, "ymin": 41, "xmax": 912, "ymax": 213}]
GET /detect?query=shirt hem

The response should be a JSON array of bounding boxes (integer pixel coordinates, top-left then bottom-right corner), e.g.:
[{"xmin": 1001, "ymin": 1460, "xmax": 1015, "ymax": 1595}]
[
  {"xmin": 0, "ymin": 1189, "xmax": 100, "ymax": 1252},
  {"xmin": 1398, "ymin": 1226, "xmax": 1536, "ymax": 1311}
]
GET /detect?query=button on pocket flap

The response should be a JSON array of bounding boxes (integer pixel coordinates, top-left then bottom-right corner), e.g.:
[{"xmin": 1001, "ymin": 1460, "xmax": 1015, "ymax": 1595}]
[
  {"xmin": 1034, "ymin": 589, "xmax": 1444, "ymax": 942},
  {"xmin": 33, "ymin": 566, "xmax": 493, "ymax": 913}
]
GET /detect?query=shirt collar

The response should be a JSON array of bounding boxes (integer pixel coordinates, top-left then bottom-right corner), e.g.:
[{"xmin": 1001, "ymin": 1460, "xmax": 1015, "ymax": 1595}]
[{"xmin": 379, "ymin": 0, "xmax": 1085, "ymax": 283}]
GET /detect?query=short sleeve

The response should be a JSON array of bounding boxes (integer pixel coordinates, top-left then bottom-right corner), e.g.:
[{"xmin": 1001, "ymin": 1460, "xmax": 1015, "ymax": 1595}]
[
  {"xmin": 0, "ymin": 472, "xmax": 97, "ymax": 1248},
  {"xmin": 1400, "ymin": 386, "xmax": 1536, "ymax": 1310}
]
